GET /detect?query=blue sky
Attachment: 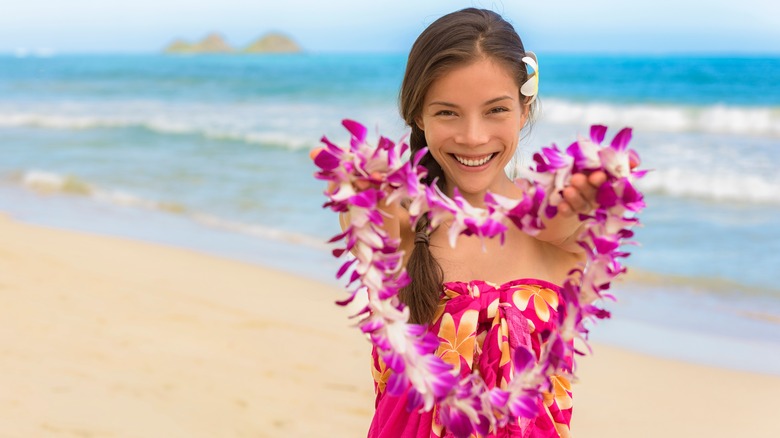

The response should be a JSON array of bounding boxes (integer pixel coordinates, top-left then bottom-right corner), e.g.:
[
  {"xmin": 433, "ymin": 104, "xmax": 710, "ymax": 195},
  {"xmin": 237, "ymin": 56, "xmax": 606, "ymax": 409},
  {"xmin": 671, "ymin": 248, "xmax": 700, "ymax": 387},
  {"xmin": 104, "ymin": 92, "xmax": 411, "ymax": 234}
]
[{"xmin": 2, "ymin": 0, "xmax": 779, "ymax": 54}]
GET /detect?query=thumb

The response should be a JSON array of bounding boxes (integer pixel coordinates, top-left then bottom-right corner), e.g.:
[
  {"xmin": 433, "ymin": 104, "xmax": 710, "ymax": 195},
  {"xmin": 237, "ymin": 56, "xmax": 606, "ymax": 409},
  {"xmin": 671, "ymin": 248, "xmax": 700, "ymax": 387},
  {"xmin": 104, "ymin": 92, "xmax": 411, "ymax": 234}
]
[{"xmin": 309, "ymin": 147, "xmax": 324, "ymax": 161}]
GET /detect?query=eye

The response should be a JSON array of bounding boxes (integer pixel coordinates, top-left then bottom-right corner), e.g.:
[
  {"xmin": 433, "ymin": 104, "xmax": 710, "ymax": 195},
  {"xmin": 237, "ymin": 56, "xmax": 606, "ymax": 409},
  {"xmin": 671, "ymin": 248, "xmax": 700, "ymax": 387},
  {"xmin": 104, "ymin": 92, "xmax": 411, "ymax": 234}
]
[
  {"xmin": 488, "ymin": 107, "xmax": 510, "ymax": 114},
  {"xmin": 435, "ymin": 110, "xmax": 457, "ymax": 117}
]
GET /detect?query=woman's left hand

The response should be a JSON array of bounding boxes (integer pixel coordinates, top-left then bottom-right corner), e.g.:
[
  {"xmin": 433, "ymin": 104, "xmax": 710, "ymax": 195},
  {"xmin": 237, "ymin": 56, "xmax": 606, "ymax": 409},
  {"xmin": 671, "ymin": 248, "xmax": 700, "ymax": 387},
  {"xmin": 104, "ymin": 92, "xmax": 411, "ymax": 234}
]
[{"xmin": 556, "ymin": 170, "xmax": 607, "ymax": 217}]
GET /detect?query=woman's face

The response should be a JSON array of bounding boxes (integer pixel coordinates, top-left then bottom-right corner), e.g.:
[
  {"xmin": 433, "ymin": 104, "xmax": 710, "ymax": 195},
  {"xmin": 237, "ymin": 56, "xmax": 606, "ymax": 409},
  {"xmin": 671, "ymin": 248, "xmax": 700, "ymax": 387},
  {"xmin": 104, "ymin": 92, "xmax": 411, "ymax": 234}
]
[{"xmin": 417, "ymin": 57, "xmax": 527, "ymax": 199}]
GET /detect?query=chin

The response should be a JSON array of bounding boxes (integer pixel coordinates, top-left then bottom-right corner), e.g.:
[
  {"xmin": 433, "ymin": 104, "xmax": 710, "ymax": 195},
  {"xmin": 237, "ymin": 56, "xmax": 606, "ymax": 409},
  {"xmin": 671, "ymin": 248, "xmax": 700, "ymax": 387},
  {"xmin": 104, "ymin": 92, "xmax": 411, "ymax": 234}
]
[{"xmin": 448, "ymin": 176, "xmax": 496, "ymax": 197}]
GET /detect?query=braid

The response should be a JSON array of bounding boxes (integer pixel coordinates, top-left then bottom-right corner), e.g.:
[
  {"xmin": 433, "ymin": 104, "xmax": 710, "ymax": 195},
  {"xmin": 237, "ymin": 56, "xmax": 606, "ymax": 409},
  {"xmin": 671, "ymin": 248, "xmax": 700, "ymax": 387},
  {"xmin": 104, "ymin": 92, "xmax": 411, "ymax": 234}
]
[{"xmin": 399, "ymin": 124, "xmax": 445, "ymax": 325}]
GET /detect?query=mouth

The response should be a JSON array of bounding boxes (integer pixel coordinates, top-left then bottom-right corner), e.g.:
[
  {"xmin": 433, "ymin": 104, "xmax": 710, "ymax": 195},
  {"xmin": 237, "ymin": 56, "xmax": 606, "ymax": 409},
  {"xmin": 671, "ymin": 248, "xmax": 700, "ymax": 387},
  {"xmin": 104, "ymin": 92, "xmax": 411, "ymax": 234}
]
[{"xmin": 452, "ymin": 153, "xmax": 496, "ymax": 168}]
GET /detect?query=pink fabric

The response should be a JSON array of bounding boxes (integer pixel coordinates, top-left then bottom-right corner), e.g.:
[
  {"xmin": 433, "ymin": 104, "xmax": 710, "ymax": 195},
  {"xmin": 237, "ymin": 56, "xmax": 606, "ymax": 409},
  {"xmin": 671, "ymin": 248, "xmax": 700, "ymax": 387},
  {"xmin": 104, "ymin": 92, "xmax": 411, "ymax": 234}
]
[{"xmin": 368, "ymin": 279, "xmax": 572, "ymax": 438}]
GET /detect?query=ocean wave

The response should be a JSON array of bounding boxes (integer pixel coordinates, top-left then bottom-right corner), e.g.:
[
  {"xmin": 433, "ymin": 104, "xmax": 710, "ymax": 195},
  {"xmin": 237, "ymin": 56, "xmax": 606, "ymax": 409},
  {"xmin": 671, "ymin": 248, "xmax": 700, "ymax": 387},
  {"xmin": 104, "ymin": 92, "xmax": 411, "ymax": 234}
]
[
  {"xmin": 2, "ymin": 100, "xmax": 779, "ymax": 147},
  {"xmin": 623, "ymin": 268, "xmax": 780, "ymax": 301},
  {"xmin": 539, "ymin": 100, "xmax": 780, "ymax": 137},
  {"xmin": 16, "ymin": 170, "xmax": 187, "ymax": 213},
  {"xmin": 514, "ymin": 160, "xmax": 780, "ymax": 205},
  {"xmin": 12, "ymin": 169, "xmax": 329, "ymax": 250},
  {"xmin": 637, "ymin": 168, "xmax": 780, "ymax": 204},
  {"xmin": 191, "ymin": 214, "xmax": 329, "ymax": 250},
  {"xmin": 0, "ymin": 112, "xmax": 319, "ymax": 151}
]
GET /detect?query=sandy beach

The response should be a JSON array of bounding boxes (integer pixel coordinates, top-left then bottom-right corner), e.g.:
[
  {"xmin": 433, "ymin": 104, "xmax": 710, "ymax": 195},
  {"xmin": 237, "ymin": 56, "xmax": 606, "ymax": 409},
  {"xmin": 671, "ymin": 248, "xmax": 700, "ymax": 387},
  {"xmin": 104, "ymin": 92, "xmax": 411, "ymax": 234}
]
[{"xmin": 1, "ymin": 212, "xmax": 778, "ymax": 437}]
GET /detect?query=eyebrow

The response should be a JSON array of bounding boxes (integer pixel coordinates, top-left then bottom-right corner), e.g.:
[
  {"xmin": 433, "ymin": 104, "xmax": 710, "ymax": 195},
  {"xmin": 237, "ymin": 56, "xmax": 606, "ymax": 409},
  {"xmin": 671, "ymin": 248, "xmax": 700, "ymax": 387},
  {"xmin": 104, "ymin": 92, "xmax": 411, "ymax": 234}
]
[{"xmin": 428, "ymin": 95, "xmax": 514, "ymax": 107}]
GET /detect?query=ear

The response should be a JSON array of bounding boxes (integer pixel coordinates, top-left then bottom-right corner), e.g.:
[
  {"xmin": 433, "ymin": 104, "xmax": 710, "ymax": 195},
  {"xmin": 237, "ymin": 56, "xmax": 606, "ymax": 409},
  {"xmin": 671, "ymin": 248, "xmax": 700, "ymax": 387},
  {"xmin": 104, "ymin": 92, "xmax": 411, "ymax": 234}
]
[
  {"xmin": 519, "ymin": 102, "xmax": 530, "ymax": 125},
  {"xmin": 415, "ymin": 116, "xmax": 425, "ymax": 131}
]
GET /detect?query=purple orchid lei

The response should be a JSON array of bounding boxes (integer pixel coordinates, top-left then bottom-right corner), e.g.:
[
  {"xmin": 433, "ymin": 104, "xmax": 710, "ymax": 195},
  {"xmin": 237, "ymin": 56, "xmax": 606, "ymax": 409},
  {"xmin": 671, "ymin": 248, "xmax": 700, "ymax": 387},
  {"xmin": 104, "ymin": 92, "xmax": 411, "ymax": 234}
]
[{"xmin": 313, "ymin": 120, "xmax": 646, "ymax": 437}]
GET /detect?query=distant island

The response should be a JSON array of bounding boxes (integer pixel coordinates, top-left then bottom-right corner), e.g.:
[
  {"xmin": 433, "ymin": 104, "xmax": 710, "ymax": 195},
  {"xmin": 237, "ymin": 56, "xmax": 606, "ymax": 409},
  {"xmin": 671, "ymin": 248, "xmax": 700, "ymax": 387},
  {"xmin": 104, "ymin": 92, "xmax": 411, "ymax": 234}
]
[{"xmin": 163, "ymin": 32, "xmax": 302, "ymax": 54}]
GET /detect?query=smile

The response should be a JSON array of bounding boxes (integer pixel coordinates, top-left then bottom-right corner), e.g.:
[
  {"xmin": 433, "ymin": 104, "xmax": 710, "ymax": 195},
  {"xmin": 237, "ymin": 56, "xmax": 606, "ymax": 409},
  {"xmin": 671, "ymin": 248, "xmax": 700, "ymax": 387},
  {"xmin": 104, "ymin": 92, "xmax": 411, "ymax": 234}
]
[{"xmin": 453, "ymin": 153, "xmax": 495, "ymax": 167}]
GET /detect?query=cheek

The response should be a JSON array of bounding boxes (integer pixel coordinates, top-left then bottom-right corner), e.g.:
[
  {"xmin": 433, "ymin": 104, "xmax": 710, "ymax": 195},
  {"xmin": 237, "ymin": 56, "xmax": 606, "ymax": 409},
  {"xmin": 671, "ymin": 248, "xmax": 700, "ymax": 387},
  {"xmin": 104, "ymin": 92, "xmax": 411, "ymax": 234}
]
[
  {"xmin": 500, "ymin": 124, "xmax": 522, "ymax": 149},
  {"xmin": 423, "ymin": 129, "xmax": 446, "ymax": 157}
]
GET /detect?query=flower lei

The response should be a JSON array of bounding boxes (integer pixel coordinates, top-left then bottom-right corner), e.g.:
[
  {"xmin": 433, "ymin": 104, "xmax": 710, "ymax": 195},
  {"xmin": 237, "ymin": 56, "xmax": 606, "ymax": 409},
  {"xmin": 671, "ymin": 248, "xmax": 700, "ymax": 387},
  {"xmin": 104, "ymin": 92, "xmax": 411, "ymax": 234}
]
[{"xmin": 312, "ymin": 119, "xmax": 646, "ymax": 437}]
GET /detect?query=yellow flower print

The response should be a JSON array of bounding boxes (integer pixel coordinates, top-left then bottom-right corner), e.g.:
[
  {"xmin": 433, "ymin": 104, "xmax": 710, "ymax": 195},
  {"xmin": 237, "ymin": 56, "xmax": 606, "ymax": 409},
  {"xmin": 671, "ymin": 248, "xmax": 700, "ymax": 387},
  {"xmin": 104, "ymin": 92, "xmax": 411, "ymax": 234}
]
[
  {"xmin": 498, "ymin": 316, "xmax": 511, "ymax": 367},
  {"xmin": 433, "ymin": 287, "xmax": 462, "ymax": 323},
  {"xmin": 435, "ymin": 309, "xmax": 478, "ymax": 374},
  {"xmin": 431, "ymin": 406, "xmax": 444, "ymax": 437},
  {"xmin": 542, "ymin": 374, "xmax": 573, "ymax": 410},
  {"xmin": 371, "ymin": 355, "xmax": 391, "ymax": 394},
  {"xmin": 554, "ymin": 422, "xmax": 571, "ymax": 438},
  {"xmin": 511, "ymin": 284, "xmax": 559, "ymax": 322}
]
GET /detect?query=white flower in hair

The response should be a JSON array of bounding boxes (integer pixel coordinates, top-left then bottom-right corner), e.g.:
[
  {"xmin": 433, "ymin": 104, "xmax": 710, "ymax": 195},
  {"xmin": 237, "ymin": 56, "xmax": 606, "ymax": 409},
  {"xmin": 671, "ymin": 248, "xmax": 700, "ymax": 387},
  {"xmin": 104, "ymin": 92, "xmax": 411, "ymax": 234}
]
[{"xmin": 520, "ymin": 51, "xmax": 539, "ymax": 104}]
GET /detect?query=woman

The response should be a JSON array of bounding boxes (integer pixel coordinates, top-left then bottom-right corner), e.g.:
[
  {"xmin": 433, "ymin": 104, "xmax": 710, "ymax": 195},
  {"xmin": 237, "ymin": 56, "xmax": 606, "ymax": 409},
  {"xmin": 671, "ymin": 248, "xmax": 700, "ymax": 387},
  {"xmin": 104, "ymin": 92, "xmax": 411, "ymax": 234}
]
[{"xmin": 353, "ymin": 8, "xmax": 605, "ymax": 437}]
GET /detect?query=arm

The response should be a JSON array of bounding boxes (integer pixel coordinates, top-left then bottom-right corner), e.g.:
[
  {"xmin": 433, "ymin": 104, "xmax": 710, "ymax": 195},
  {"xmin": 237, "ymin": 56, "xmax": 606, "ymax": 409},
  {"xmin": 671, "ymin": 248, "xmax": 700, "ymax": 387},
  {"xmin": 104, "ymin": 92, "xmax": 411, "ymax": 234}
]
[
  {"xmin": 312, "ymin": 143, "xmax": 412, "ymax": 260},
  {"xmin": 532, "ymin": 171, "xmax": 607, "ymax": 253},
  {"xmin": 334, "ymin": 185, "xmax": 413, "ymax": 261}
]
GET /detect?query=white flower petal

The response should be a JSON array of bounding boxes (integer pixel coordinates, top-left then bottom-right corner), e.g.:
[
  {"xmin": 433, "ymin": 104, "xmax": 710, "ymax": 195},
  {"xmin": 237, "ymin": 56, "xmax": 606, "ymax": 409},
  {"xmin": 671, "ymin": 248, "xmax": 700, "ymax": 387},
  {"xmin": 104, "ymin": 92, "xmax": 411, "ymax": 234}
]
[
  {"xmin": 521, "ymin": 51, "xmax": 539, "ymax": 104},
  {"xmin": 521, "ymin": 52, "xmax": 538, "ymax": 72}
]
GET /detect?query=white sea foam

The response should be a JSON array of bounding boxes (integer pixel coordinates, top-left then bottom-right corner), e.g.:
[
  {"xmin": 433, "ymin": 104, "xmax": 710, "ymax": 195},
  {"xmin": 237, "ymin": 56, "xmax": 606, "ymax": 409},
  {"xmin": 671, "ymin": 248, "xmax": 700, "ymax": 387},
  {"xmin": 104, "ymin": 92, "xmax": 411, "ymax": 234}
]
[
  {"xmin": 192, "ymin": 214, "xmax": 329, "ymax": 250},
  {"xmin": 17, "ymin": 170, "xmax": 187, "ymax": 213},
  {"xmin": 21, "ymin": 170, "xmax": 93, "ymax": 195},
  {"xmin": 539, "ymin": 99, "xmax": 780, "ymax": 137},
  {"xmin": 14, "ymin": 169, "xmax": 329, "ymax": 249},
  {"xmin": 4, "ymin": 99, "xmax": 777, "ymax": 150},
  {"xmin": 0, "ymin": 102, "xmax": 392, "ymax": 150},
  {"xmin": 637, "ymin": 168, "xmax": 780, "ymax": 204}
]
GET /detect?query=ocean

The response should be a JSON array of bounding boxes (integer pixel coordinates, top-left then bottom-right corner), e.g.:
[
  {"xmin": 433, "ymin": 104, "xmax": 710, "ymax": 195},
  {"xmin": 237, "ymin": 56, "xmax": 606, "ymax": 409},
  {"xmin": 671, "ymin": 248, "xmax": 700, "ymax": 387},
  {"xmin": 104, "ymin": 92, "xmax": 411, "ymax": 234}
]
[{"xmin": 1, "ymin": 53, "xmax": 779, "ymax": 371}]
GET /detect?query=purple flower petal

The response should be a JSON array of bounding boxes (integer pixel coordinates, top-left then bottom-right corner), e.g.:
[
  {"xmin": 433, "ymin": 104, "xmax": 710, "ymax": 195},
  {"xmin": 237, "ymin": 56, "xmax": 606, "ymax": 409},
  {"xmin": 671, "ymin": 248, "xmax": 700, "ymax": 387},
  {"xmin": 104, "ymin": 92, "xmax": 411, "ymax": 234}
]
[
  {"xmin": 489, "ymin": 388, "xmax": 510, "ymax": 407},
  {"xmin": 590, "ymin": 125, "xmax": 607, "ymax": 144},
  {"xmin": 335, "ymin": 290, "xmax": 358, "ymax": 307},
  {"xmin": 610, "ymin": 127, "xmax": 633, "ymax": 152},
  {"xmin": 336, "ymin": 258, "xmax": 357, "ymax": 278},
  {"xmin": 371, "ymin": 333, "xmax": 390, "ymax": 350},
  {"xmin": 593, "ymin": 236, "xmax": 620, "ymax": 254},
  {"xmin": 508, "ymin": 393, "xmax": 538, "ymax": 419},
  {"xmin": 386, "ymin": 373, "xmax": 408, "ymax": 396},
  {"xmin": 474, "ymin": 415, "xmax": 491, "ymax": 436},
  {"xmin": 313, "ymin": 146, "xmax": 341, "ymax": 170},
  {"xmin": 513, "ymin": 346, "xmax": 535, "ymax": 373},
  {"xmin": 360, "ymin": 318, "xmax": 384, "ymax": 333},
  {"xmin": 441, "ymin": 405, "xmax": 474, "ymax": 438},
  {"xmin": 416, "ymin": 332, "xmax": 440, "ymax": 354},
  {"xmin": 349, "ymin": 191, "xmax": 378, "ymax": 208},
  {"xmin": 342, "ymin": 119, "xmax": 367, "ymax": 143},
  {"xmin": 405, "ymin": 388, "xmax": 424, "ymax": 412},
  {"xmin": 596, "ymin": 183, "xmax": 618, "ymax": 208}
]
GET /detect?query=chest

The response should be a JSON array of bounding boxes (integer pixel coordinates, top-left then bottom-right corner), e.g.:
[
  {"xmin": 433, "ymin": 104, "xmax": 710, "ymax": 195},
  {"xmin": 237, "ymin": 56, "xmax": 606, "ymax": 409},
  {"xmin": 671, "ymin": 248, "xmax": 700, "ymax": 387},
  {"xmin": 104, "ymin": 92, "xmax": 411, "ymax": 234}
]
[{"xmin": 428, "ymin": 224, "xmax": 558, "ymax": 285}]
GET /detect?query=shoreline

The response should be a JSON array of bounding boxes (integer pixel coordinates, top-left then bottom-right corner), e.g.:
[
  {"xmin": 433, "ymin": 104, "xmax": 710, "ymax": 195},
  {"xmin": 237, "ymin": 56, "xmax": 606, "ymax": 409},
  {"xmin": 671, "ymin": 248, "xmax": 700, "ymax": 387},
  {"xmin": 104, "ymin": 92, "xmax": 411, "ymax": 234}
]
[
  {"xmin": 2, "ymin": 186, "xmax": 780, "ymax": 376},
  {"xmin": 1, "ymin": 213, "xmax": 778, "ymax": 436}
]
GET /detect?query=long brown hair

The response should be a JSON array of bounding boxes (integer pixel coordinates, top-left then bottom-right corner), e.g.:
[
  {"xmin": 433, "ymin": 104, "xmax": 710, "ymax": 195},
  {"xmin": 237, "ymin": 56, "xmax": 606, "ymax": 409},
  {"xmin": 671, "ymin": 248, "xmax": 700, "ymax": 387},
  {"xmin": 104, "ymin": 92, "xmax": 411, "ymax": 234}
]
[{"xmin": 398, "ymin": 8, "xmax": 536, "ymax": 324}]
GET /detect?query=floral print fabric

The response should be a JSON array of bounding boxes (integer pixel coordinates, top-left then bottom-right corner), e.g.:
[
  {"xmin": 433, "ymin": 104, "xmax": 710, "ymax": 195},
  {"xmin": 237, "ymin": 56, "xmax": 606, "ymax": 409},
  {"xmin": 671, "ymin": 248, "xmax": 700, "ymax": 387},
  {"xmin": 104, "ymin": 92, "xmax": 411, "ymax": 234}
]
[{"xmin": 368, "ymin": 279, "xmax": 573, "ymax": 438}]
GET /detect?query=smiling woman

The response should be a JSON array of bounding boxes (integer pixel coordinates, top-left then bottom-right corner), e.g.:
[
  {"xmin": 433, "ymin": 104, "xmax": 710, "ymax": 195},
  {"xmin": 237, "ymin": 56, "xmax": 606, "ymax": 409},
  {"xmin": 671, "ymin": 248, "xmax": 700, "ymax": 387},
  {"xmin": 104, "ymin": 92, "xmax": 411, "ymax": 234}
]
[{"xmin": 347, "ymin": 7, "xmax": 609, "ymax": 438}]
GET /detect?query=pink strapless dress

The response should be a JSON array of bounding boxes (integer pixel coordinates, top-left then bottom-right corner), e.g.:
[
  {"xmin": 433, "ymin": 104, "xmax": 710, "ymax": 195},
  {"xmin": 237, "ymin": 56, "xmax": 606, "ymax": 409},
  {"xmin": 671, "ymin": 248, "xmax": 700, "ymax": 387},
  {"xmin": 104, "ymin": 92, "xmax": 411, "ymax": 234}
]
[{"xmin": 368, "ymin": 279, "xmax": 573, "ymax": 438}]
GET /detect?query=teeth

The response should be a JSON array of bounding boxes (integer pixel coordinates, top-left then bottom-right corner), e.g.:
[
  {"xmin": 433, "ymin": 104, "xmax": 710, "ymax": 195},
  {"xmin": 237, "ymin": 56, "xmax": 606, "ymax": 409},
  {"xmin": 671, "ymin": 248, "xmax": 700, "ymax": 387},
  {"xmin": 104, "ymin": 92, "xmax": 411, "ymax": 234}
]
[{"xmin": 454, "ymin": 153, "xmax": 494, "ymax": 167}]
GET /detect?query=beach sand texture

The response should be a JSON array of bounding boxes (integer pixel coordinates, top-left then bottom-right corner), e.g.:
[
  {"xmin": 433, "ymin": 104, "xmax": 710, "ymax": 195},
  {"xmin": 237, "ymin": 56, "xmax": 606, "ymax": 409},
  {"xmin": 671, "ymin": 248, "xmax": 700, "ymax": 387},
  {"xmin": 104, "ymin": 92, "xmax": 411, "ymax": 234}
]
[{"xmin": 1, "ymin": 213, "xmax": 778, "ymax": 437}]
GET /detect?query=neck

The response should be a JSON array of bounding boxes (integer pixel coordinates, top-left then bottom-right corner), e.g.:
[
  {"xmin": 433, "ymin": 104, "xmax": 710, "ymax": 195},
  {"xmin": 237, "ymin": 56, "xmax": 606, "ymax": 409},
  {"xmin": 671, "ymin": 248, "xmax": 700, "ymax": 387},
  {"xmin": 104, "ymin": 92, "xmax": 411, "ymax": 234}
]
[{"xmin": 444, "ymin": 175, "xmax": 518, "ymax": 208}]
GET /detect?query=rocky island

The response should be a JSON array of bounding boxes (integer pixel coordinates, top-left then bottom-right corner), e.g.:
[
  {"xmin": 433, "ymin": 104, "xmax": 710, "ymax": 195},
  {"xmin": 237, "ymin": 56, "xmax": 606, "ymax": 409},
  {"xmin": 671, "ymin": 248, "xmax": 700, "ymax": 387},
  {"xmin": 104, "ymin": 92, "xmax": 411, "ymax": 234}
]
[{"xmin": 164, "ymin": 32, "xmax": 302, "ymax": 54}]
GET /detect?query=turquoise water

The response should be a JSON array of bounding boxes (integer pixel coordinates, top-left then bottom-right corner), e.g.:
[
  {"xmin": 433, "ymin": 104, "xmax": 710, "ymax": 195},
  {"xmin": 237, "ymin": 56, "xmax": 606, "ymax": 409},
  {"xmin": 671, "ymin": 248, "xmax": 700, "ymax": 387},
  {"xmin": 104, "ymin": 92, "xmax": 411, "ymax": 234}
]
[{"xmin": 1, "ymin": 53, "xmax": 779, "ymax": 367}]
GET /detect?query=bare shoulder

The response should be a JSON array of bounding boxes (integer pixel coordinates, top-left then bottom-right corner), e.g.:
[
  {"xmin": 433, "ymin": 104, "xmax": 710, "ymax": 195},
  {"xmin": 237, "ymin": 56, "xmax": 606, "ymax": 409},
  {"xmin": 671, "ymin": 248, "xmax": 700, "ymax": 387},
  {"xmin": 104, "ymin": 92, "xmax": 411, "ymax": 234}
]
[
  {"xmin": 537, "ymin": 238, "xmax": 585, "ymax": 285},
  {"xmin": 338, "ymin": 196, "xmax": 415, "ymax": 259}
]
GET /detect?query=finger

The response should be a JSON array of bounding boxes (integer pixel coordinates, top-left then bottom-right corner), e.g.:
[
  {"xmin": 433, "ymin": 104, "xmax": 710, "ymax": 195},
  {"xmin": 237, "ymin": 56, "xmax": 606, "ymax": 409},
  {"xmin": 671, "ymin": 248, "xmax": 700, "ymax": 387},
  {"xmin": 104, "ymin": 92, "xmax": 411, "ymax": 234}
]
[
  {"xmin": 562, "ymin": 186, "xmax": 591, "ymax": 213},
  {"xmin": 569, "ymin": 173, "xmax": 588, "ymax": 188},
  {"xmin": 556, "ymin": 201, "xmax": 575, "ymax": 218},
  {"xmin": 588, "ymin": 170, "xmax": 607, "ymax": 188},
  {"xmin": 569, "ymin": 174, "xmax": 598, "ymax": 204},
  {"xmin": 309, "ymin": 147, "xmax": 324, "ymax": 161}
]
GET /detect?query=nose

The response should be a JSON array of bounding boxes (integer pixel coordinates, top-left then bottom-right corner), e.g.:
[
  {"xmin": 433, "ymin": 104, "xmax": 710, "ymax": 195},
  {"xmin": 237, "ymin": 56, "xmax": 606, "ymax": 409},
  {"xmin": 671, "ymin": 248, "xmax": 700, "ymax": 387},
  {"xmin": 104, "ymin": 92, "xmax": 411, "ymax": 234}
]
[{"xmin": 454, "ymin": 116, "xmax": 489, "ymax": 147}]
